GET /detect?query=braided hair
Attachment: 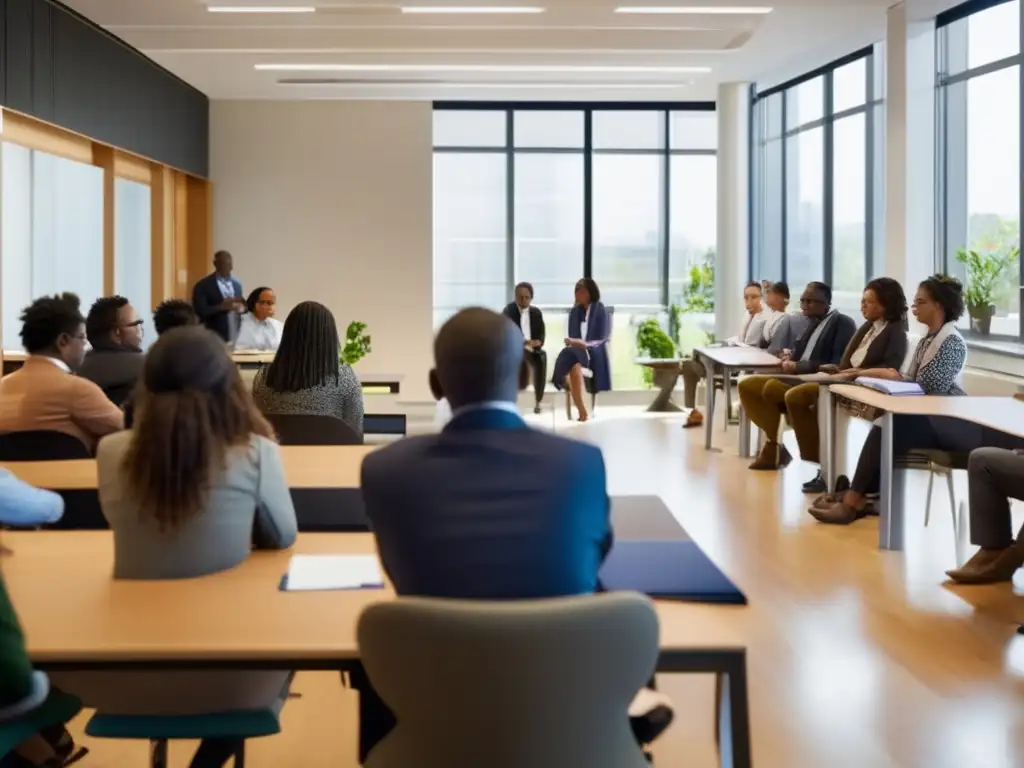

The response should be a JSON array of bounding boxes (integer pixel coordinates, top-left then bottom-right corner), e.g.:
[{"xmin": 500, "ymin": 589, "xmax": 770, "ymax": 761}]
[{"xmin": 264, "ymin": 301, "xmax": 341, "ymax": 392}]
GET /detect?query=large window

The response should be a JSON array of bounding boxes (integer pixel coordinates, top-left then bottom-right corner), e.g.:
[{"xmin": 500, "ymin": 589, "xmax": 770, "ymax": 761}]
[
  {"xmin": 752, "ymin": 47, "xmax": 884, "ymax": 318},
  {"xmin": 433, "ymin": 104, "xmax": 717, "ymax": 388},
  {"xmin": 114, "ymin": 178, "xmax": 152, "ymax": 336},
  {"xmin": 938, "ymin": 0, "xmax": 1022, "ymax": 339}
]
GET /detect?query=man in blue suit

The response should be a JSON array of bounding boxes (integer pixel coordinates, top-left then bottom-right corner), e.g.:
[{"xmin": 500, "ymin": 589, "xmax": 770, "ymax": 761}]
[
  {"xmin": 191, "ymin": 250, "xmax": 244, "ymax": 343},
  {"xmin": 356, "ymin": 307, "xmax": 670, "ymax": 762}
]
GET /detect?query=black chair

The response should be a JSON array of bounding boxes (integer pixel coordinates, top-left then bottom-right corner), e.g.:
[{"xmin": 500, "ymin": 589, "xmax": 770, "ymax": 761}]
[
  {"xmin": 266, "ymin": 413, "xmax": 363, "ymax": 446},
  {"xmin": 0, "ymin": 431, "xmax": 106, "ymax": 530}
]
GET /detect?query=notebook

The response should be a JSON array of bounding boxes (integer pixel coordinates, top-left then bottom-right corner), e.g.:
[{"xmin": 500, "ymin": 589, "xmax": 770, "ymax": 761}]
[
  {"xmin": 280, "ymin": 554, "xmax": 385, "ymax": 592},
  {"xmin": 855, "ymin": 377, "xmax": 925, "ymax": 396},
  {"xmin": 598, "ymin": 540, "xmax": 746, "ymax": 605}
]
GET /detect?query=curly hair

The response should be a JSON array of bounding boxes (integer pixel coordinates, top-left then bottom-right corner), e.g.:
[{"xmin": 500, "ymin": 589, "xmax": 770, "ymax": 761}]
[
  {"xmin": 153, "ymin": 299, "xmax": 198, "ymax": 336},
  {"xmin": 86, "ymin": 296, "xmax": 130, "ymax": 345},
  {"xmin": 123, "ymin": 326, "xmax": 273, "ymax": 531},
  {"xmin": 864, "ymin": 277, "xmax": 908, "ymax": 324},
  {"xmin": 919, "ymin": 274, "xmax": 965, "ymax": 323},
  {"xmin": 19, "ymin": 293, "xmax": 85, "ymax": 354}
]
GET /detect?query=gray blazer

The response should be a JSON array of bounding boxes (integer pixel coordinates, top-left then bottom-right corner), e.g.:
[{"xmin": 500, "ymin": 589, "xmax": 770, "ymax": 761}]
[
  {"xmin": 766, "ymin": 313, "xmax": 811, "ymax": 355},
  {"xmin": 97, "ymin": 430, "xmax": 298, "ymax": 580}
]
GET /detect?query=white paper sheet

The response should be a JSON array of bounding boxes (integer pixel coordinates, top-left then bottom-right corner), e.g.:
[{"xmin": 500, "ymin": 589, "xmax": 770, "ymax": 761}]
[{"xmin": 285, "ymin": 554, "xmax": 385, "ymax": 591}]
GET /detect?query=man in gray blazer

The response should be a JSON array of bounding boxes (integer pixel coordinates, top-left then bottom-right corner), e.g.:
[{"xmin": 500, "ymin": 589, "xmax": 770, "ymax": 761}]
[{"xmin": 78, "ymin": 296, "xmax": 146, "ymax": 407}]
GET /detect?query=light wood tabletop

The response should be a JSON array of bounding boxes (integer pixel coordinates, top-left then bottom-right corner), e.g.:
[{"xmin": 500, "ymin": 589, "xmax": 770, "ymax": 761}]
[
  {"xmin": 694, "ymin": 346, "xmax": 780, "ymax": 368},
  {"xmin": 829, "ymin": 384, "xmax": 1024, "ymax": 438},
  {"xmin": 1, "ymin": 531, "xmax": 747, "ymax": 669},
  {"xmin": 0, "ymin": 444, "xmax": 380, "ymax": 490}
]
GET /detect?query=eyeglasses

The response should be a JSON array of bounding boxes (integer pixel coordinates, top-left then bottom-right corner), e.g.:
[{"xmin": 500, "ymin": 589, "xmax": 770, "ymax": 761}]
[
  {"xmin": 121, "ymin": 319, "xmax": 145, "ymax": 328},
  {"xmin": 799, "ymin": 297, "xmax": 825, "ymax": 306}
]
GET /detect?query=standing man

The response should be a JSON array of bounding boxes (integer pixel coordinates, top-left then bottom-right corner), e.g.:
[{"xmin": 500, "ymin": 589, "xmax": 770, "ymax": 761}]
[
  {"xmin": 78, "ymin": 296, "xmax": 146, "ymax": 406},
  {"xmin": 502, "ymin": 282, "xmax": 546, "ymax": 414},
  {"xmin": 192, "ymin": 250, "xmax": 243, "ymax": 343}
]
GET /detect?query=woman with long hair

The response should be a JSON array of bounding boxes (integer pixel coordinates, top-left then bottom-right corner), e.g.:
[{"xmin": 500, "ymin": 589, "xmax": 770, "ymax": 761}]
[
  {"xmin": 52, "ymin": 326, "xmax": 298, "ymax": 768},
  {"xmin": 252, "ymin": 301, "xmax": 364, "ymax": 439},
  {"xmin": 550, "ymin": 278, "xmax": 611, "ymax": 422}
]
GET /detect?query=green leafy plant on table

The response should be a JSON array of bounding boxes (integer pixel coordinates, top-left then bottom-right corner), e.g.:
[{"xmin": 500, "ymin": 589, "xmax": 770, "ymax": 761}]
[
  {"xmin": 635, "ymin": 318, "xmax": 676, "ymax": 388},
  {"xmin": 340, "ymin": 321, "xmax": 372, "ymax": 365},
  {"xmin": 954, "ymin": 245, "xmax": 1020, "ymax": 335}
]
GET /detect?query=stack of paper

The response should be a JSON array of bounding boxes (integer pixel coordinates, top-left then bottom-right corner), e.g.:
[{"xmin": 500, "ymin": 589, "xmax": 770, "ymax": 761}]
[
  {"xmin": 855, "ymin": 377, "xmax": 925, "ymax": 396},
  {"xmin": 284, "ymin": 554, "xmax": 385, "ymax": 592}
]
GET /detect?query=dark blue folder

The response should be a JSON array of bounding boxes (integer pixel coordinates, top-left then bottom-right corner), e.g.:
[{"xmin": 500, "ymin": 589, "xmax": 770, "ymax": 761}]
[{"xmin": 599, "ymin": 540, "xmax": 747, "ymax": 605}]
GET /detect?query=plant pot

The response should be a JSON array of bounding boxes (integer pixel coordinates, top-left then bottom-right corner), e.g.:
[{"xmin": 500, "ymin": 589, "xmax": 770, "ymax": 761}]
[{"xmin": 969, "ymin": 304, "xmax": 996, "ymax": 335}]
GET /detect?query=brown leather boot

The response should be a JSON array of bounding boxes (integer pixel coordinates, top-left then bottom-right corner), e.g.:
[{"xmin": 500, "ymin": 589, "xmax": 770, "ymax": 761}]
[
  {"xmin": 748, "ymin": 441, "xmax": 791, "ymax": 470},
  {"xmin": 683, "ymin": 409, "xmax": 703, "ymax": 428},
  {"xmin": 946, "ymin": 545, "xmax": 1024, "ymax": 584}
]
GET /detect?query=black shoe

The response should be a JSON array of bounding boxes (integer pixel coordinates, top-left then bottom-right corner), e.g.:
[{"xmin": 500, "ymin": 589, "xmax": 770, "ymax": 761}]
[
  {"xmin": 533, "ymin": 404, "xmax": 542, "ymax": 414},
  {"xmin": 802, "ymin": 471, "xmax": 827, "ymax": 494},
  {"xmin": 629, "ymin": 689, "xmax": 674, "ymax": 745},
  {"xmin": 835, "ymin": 474, "xmax": 851, "ymax": 494}
]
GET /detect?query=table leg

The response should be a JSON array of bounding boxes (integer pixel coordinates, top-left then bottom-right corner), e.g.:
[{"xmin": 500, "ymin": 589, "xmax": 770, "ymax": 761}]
[
  {"xmin": 819, "ymin": 385, "xmax": 836, "ymax": 491},
  {"xmin": 702, "ymin": 356, "xmax": 716, "ymax": 450},
  {"xmin": 877, "ymin": 411, "xmax": 905, "ymax": 551},
  {"xmin": 716, "ymin": 661, "xmax": 752, "ymax": 768},
  {"xmin": 738, "ymin": 406, "xmax": 752, "ymax": 458},
  {"xmin": 723, "ymin": 368, "xmax": 732, "ymax": 431},
  {"xmin": 648, "ymin": 367, "xmax": 682, "ymax": 412}
]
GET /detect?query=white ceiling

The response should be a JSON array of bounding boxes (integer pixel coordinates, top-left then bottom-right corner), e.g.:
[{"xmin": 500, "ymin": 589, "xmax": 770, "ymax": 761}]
[{"xmin": 62, "ymin": 0, "xmax": 952, "ymax": 101}]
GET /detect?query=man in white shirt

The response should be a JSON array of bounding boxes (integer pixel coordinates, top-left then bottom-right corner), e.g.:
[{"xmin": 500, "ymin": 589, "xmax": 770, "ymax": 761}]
[
  {"xmin": 501, "ymin": 283, "xmax": 547, "ymax": 414},
  {"xmin": 681, "ymin": 282, "xmax": 767, "ymax": 429}
]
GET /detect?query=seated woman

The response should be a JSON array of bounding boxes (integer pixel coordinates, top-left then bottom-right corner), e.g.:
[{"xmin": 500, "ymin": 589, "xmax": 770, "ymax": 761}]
[
  {"xmin": 551, "ymin": 279, "xmax": 611, "ymax": 422},
  {"xmin": 52, "ymin": 325, "xmax": 299, "ymax": 768},
  {"xmin": 234, "ymin": 287, "xmax": 284, "ymax": 352},
  {"xmin": 812, "ymin": 275, "xmax": 1022, "ymax": 525},
  {"xmin": 252, "ymin": 301, "xmax": 365, "ymax": 439}
]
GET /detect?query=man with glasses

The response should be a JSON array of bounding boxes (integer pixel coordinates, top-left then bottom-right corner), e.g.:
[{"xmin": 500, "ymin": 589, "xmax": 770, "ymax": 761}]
[
  {"xmin": 0, "ymin": 293, "xmax": 123, "ymax": 453},
  {"xmin": 736, "ymin": 282, "xmax": 856, "ymax": 470},
  {"xmin": 79, "ymin": 295, "xmax": 147, "ymax": 407}
]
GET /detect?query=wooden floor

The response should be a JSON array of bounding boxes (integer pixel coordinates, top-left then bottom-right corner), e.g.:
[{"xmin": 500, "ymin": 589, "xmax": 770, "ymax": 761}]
[{"xmin": 60, "ymin": 406, "xmax": 1024, "ymax": 767}]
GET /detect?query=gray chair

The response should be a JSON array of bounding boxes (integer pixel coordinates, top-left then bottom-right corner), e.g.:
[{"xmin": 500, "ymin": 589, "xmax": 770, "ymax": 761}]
[{"xmin": 357, "ymin": 592, "xmax": 657, "ymax": 768}]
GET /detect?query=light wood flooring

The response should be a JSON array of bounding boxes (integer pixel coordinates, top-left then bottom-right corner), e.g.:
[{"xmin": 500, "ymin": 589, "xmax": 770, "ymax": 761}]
[{"xmin": 60, "ymin": 406, "xmax": 1024, "ymax": 767}]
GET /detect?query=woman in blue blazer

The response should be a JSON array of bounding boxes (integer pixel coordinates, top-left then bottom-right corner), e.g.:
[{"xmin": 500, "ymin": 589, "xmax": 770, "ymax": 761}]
[{"xmin": 552, "ymin": 278, "xmax": 611, "ymax": 421}]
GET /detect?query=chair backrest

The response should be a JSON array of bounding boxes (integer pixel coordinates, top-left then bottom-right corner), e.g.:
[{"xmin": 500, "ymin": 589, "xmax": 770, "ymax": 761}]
[
  {"xmin": 0, "ymin": 431, "xmax": 90, "ymax": 461},
  {"xmin": 357, "ymin": 592, "xmax": 656, "ymax": 768},
  {"xmin": 265, "ymin": 413, "xmax": 362, "ymax": 446},
  {"xmin": 901, "ymin": 332, "xmax": 921, "ymax": 375}
]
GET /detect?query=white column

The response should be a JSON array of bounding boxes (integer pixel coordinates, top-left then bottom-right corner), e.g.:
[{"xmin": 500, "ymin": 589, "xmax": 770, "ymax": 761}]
[
  {"xmin": 716, "ymin": 82, "xmax": 751, "ymax": 341},
  {"xmin": 883, "ymin": 1, "xmax": 937, "ymax": 316}
]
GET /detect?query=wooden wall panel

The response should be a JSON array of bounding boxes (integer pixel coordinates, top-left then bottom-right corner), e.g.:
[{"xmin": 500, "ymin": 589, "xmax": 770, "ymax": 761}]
[
  {"xmin": 174, "ymin": 173, "xmax": 189, "ymax": 299},
  {"xmin": 91, "ymin": 144, "xmax": 115, "ymax": 296},
  {"xmin": 185, "ymin": 176, "xmax": 212, "ymax": 294},
  {"xmin": 149, "ymin": 164, "xmax": 174, "ymax": 308},
  {"xmin": 114, "ymin": 150, "xmax": 152, "ymax": 184},
  {"xmin": 2, "ymin": 109, "xmax": 92, "ymax": 163}
]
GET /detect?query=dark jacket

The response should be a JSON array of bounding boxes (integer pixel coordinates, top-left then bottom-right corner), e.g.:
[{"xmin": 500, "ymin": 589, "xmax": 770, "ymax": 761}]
[
  {"xmin": 566, "ymin": 301, "xmax": 612, "ymax": 392},
  {"xmin": 791, "ymin": 311, "xmax": 857, "ymax": 374},
  {"xmin": 502, "ymin": 303, "xmax": 546, "ymax": 347},
  {"xmin": 0, "ymin": 572, "xmax": 34, "ymax": 709},
  {"xmin": 362, "ymin": 406, "xmax": 612, "ymax": 599},
  {"xmin": 192, "ymin": 273, "xmax": 243, "ymax": 342},
  {"xmin": 78, "ymin": 344, "xmax": 145, "ymax": 407},
  {"xmin": 838, "ymin": 320, "xmax": 908, "ymax": 371}
]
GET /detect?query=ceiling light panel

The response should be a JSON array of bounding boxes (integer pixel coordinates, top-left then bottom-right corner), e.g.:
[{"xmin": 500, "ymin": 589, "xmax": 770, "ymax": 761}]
[
  {"xmin": 256, "ymin": 63, "xmax": 711, "ymax": 73},
  {"xmin": 401, "ymin": 6, "xmax": 545, "ymax": 12},
  {"xmin": 614, "ymin": 6, "xmax": 772, "ymax": 13},
  {"xmin": 207, "ymin": 5, "xmax": 316, "ymax": 12}
]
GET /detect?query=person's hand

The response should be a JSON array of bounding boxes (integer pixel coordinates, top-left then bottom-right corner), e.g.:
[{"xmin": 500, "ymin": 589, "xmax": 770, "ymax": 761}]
[
  {"xmin": 779, "ymin": 349, "xmax": 792, "ymax": 361},
  {"xmin": 219, "ymin": 297, "xmax": 240, "ymax": 311},
  {"xmin": 528, "ymin": 339, "xmax": 541, "ymax": 349},
  {"xmin": 818, "ymin": 364, "xmax": 840, "ymax": 375},
  {"xmin": 781, "ymin": 360, "xmax": 797, "ymax": 373}
]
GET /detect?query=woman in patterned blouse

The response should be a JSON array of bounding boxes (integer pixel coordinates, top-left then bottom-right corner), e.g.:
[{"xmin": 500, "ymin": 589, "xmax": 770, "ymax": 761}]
[
  {"xmin": 252, "ymin": 301, "xmax": 364, "ymax": 439},
  {"xmin": 811, "ymin": 275, "xmax": 1019, "ymax": 525}
]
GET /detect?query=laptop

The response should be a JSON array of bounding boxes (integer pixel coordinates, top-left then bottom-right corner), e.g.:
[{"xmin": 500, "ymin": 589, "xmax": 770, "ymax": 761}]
[{"xmin": 599, "ymin": 540, "xmax": 747, "ymax": 605}]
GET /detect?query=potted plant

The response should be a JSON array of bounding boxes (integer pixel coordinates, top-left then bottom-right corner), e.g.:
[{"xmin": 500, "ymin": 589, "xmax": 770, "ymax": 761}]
[
  {"xmin": 340, "ymin": 321, "xmax": 371, "ymax": 365},
  {"xmin": 955, "ymin": 245, "xmax": 1020, "ymax": 335},
  {"xmin": 635, "ymin": 318, "xmax": 676, "ymax": 389}
]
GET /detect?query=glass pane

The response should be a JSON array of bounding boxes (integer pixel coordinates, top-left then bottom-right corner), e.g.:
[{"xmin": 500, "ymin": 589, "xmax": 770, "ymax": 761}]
[
  {"xmin": 784, "ymin": 127, "xmax": 824, "ymax": 290},
  {"xmin": 832, "ymin": 58, "xmax": 867, "ymax": 113},
  {"xmin": 592, "ymin": 111, "xmax": 664, "ymax": 150},
  {"xmin": 513, "ymin": 154, "xmax": 584, "ymax": 307},
  {"xmin": 965, "ymin": 65, "xmax": 1020, "ymax": 334},
  {"xmin": 786, "ymin": 76, "xmax": 824, "ymax": 128},
  {"xmin": 31, "ymin": 151, "xmax": 104, "ymax": 317},
  {"xmin": 759, "ymin": 138, "xmax": 784, "ymax": 282},
  {"xmin": 967, "ymin": 0, "xmax": 1020, "ymax": 72},
  {"xmin": 670, "ymin": 111, "xmax": 717, "ymax": 150},
  {"xmin": 432, "ymin": 153, "xmax": 507, "ymax": 323},
  {"xmin": 513, "ymin": 111, "xmax": 584, "ymax": 148},
  {"xmin": 669, "ymin": 155, "xmax": 717, "ymax": 344},
  {"xmin": 832, "ymin": 114, "xmax": 867, "ymax": 318},
  {"xmin": 2, "ymin": 143, "xmax": 32, "ymax": 352},
  {"xmin": 433, "ymin": 110, "xmax": 506, "ymax": 147},
  {"xmin": 765, "ymin": 92, "xmax": 783, "ymax": 139},
  {"xmin": 592, "ymin": 154, "xmax": 663, "ymax": 305},
  {"xmin": 114, "ymin": 178, "xmax": 152, "ymax": 343}
]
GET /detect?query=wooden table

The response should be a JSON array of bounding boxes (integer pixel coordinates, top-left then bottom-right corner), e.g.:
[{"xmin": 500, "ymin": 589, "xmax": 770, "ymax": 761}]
[
  {"xmin": 823, "ymin": 385, "xmax": 1024, "ymax": 551},
  {"xmin": 2, "ymin": 525, "xmax": 750, "ymax": 768},
  {"xmin": 693, "ymin": 346, "xmax": 781, "ymax": 453},
  {"xmin": 634, "ymin": 358, "xmax": 684, "ymax": 412}
]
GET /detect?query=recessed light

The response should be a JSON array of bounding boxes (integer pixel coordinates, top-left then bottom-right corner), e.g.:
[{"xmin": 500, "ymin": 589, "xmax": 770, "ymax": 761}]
[
  {"xmin": 256, "ymin": 63, "xmax": 710, "ymax": 73},
  {"xmin": 207, "ymin": 5, "xmax": 316, "ymax": 12},
  {"xmin": 615, "ymin": 6, "xmax": 772, "ymax": 13},
  {"xmin": 401, "ymin": 6, "xmax": 545, "ymax": 12},
  {"xmin": 282, "ymin": 81, "xmax": 689, "ymax": 89}
]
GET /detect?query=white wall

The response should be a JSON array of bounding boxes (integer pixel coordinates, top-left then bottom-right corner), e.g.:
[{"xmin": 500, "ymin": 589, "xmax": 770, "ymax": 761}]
[{"xmin": 210, "ymin": 100, "xmax": 434, "ymax": 400}]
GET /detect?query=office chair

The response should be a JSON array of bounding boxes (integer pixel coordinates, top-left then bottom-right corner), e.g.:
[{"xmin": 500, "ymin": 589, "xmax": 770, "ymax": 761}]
[{"xmin": 264, "ymin": 413, "xmax": 363, "ymax": 446}]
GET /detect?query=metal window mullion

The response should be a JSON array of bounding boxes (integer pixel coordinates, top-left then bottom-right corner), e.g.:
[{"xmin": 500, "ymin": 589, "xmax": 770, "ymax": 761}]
[
  {"xmin": 583, "ymin": 109, "xmax": 593, "ymax": 279},
  {"xmin": 660, "ymin": 110, "xmax": 671, "ymax": 306},
  {"xmin": 823, "ymin": 71, "xmax": 835, "ymax": 287},
  {"xmin": 505, "ymin": 109, "xmax": 515, "ymax": 298},
  {"xmin": 780, "ymin": 90, "xmax": 788, "ymax": 283},
  {"xmin": 865, "ymin": 51, "xmax": 875, "ymax": 280},
  {"xmin": 1019, "ymin": 0, "xmax": 1024, "ymax": 338}
]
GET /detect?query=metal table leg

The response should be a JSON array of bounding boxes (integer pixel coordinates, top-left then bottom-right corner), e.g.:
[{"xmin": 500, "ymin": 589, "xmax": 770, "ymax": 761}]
[
  {"xmin": 723, "ymin": 367, "xmax": 732, "ymax": 431},
  {"xmin": 877, "ymin": 411, "xmax": 905, "ymax": 551},
  {"xmin": 702, "ymin": 355, "xmax": 716, "ymax": 450},
  {"xmin": 716, "ymin": 658, "xmax": 752, "ymax": 768},
  {"xmin": 738, "ymin": 407, "xmax": 752, "ymax": 458},
  {"xmin": 819, "ymin": 385, "xmax": 837, "ymax": 491}
]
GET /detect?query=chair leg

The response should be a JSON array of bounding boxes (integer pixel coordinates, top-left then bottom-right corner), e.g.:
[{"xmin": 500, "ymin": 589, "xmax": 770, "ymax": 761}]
[
  {"xmin": 234, "ymin": 743, "xmax": 246, "ymax": 768},
  {"xmin": 150, "ymin": 739, "xmax": 169, "ymax": 768},
  {"xmin": 924, "ymin": 467, "xmax": 935, "ymax": 527},
  {"xmin": 945, "ymin": 471, "xmax": 957, "ymax": 538}
]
